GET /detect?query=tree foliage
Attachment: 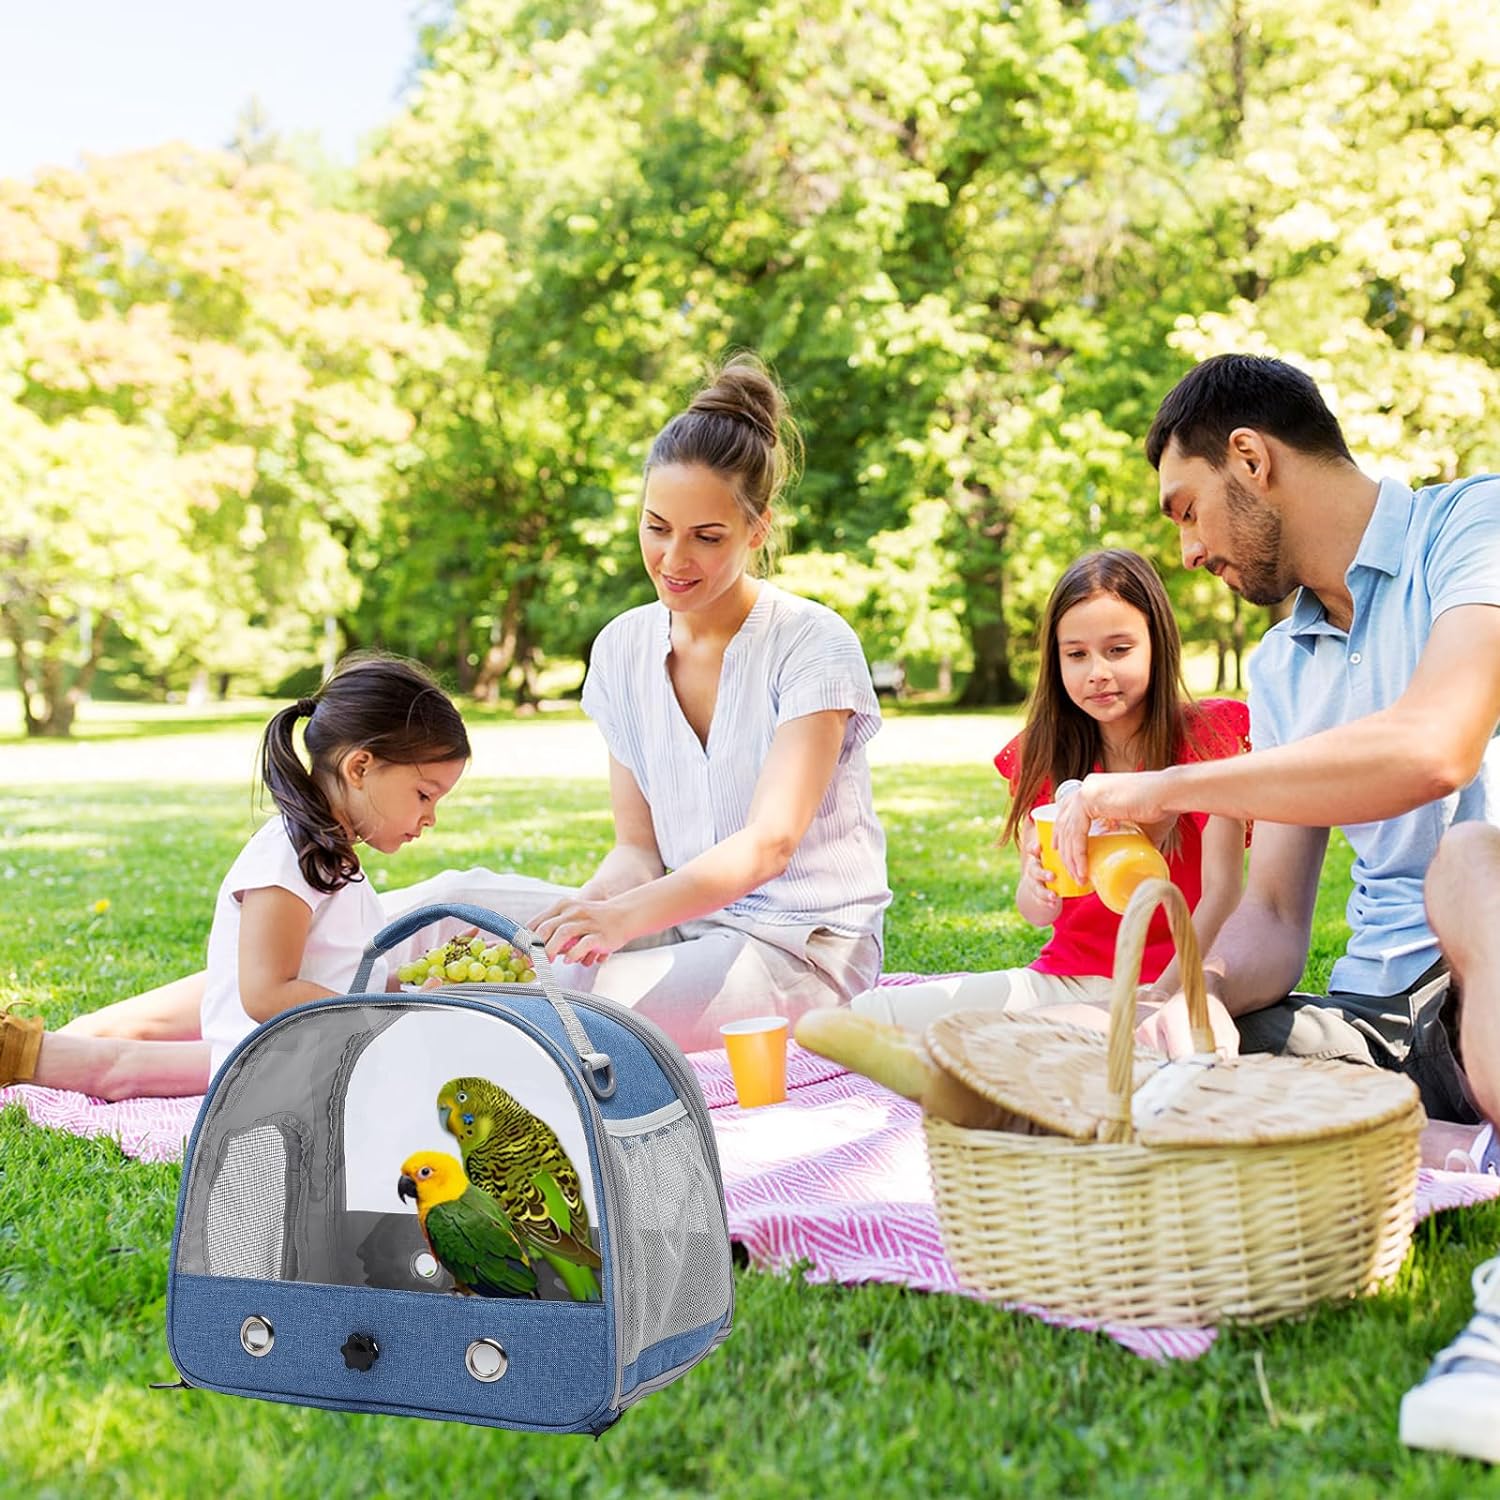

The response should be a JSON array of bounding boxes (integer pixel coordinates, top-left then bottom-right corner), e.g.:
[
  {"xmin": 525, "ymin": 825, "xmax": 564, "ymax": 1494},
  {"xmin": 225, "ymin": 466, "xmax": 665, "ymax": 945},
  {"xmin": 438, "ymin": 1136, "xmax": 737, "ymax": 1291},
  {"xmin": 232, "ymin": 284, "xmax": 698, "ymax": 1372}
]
[
  {"xmin": 7, "ymin": 0, "xmax": 1500, "ymax": 730},
  {"xmin": 0, "ymin": 147, "xmax": 430, "ymax": 732}
]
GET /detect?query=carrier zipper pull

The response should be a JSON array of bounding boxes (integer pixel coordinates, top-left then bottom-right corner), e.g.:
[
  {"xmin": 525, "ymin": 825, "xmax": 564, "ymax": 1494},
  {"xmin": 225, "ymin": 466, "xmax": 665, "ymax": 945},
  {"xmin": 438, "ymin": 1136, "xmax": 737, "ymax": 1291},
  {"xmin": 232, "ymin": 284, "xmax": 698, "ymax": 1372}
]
[{"xmin": 149, "ymin": 1377, "xmax": 193, "ymax": 1391}]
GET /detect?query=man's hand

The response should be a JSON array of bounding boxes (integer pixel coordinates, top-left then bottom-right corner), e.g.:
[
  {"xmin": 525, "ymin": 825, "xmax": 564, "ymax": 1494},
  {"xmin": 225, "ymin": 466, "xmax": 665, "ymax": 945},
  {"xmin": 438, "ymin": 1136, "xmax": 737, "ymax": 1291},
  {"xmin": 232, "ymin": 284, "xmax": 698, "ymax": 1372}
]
[
  {"xmin": 1080, "ymin": 769, "xmax": 1175, "ymax": 827},
  {"xmin": 533, "ymin": 897, "xmax": 638, "ymax": 966},
  {"xmin": 1134, "ymin": 990, "xmax": 1241, "ymax": 1059}
]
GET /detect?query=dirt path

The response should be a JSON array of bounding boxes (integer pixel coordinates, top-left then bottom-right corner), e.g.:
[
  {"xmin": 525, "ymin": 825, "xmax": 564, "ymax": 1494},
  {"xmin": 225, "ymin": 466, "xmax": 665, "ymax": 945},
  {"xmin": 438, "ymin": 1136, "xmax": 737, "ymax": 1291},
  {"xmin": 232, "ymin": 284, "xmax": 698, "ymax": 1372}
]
[{"xmin": 1, "ymin": 710, "xmax": 1019, "ymax": 786}]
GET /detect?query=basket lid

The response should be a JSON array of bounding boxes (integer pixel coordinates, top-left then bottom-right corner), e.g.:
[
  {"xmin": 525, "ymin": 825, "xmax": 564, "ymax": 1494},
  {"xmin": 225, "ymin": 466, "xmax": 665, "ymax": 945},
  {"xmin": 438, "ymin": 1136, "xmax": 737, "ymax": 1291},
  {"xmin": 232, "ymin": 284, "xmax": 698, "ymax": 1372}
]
[{"xmin": 923, "ymin": 1010, "xmax": 1423, "ymax": 1147}]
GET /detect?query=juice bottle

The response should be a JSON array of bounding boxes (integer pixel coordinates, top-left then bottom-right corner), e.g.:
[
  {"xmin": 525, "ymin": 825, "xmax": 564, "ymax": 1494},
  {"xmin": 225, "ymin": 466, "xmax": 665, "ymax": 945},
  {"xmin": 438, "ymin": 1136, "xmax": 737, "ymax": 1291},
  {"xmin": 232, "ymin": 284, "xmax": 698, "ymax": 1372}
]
[
  {"xmin": 1054, "ymin": 780, "xmax": 1170, "ymax": 915},
  {"xmin": 1086, "ymin": 827, "xmax": 1170, "ymax": 914}
]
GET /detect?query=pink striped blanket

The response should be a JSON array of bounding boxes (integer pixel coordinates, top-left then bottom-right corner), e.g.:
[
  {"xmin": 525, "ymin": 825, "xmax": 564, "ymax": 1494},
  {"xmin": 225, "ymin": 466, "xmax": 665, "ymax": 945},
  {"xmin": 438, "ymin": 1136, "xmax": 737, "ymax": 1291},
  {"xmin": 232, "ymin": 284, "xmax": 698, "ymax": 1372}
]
[{"xmin": 5, "ymin": 1025, "xmax": 1498, "ymax": 1362}]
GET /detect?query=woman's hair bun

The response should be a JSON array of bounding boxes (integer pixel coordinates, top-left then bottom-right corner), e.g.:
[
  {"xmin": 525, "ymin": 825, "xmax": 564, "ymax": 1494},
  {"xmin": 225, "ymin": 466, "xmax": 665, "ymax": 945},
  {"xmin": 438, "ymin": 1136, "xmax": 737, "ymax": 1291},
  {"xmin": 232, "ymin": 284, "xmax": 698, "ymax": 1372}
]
[{"xmin": 686, "ymin": 353, "xmax": 784, "ymax": 447}]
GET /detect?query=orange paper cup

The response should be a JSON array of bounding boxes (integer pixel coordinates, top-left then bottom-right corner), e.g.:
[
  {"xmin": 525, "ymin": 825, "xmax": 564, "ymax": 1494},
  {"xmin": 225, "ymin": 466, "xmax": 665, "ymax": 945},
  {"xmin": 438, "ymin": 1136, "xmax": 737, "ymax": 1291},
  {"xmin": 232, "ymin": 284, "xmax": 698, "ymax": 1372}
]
[
  {"xmin": 1031, "ymin": 804, "xmax": 1092, "ymax": 898},
  {"xmin": 720, "ymin": 1017, "xmax": 789, "ymax": 1108}
]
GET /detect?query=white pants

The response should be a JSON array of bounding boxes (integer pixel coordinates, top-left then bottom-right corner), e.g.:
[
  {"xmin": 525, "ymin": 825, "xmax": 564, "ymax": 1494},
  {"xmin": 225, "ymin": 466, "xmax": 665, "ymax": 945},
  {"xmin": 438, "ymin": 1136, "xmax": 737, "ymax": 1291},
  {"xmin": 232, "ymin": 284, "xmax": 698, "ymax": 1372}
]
[
  {"xmin": 850, "ymin": 968, "xmax": 1115, "ymax": 1036},
  {"xmin": 381, "ymin": 867, "xmax": 881, "ymax": 1054}
]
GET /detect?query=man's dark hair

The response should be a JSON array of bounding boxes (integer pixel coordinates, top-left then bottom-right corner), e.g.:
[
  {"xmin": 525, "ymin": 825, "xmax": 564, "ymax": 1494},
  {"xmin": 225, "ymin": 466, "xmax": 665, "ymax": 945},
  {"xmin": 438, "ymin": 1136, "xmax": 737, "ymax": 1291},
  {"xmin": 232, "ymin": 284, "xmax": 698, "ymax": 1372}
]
[{"xmin": 1145, "ymin": 354, "xmax": 1355, "ymax": 471}]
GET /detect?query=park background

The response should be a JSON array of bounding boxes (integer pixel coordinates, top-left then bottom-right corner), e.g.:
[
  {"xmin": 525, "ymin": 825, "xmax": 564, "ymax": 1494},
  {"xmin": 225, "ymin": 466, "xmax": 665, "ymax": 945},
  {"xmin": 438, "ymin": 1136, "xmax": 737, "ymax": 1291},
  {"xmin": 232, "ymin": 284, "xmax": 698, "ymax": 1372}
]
[
  {"xmin": 5, "ymin": 1, "xmax": 1500, "ymax": 1495},
  {"xmin": 5, "ymin": 0, "xmax": 1499, "ymax": 734}
]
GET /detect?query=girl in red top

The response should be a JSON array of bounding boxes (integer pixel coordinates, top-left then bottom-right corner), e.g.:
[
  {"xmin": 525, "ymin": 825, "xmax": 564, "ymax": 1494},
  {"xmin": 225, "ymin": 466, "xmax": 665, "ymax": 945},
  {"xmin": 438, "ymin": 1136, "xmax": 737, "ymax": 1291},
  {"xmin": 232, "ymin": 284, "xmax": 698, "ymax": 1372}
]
[{"xmin": 853, "ymin": 548, "xmax": 1248, "ymax": 1033}]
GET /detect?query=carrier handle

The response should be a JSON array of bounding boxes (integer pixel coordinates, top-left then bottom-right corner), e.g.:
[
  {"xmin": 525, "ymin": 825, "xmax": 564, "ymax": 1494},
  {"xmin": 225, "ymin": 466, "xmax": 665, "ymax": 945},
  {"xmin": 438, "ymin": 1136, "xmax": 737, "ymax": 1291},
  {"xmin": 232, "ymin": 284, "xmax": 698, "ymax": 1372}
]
[
  {"xmin": 1099, "ymin": 878, "xmax": 1215, "ymax": 1145},
  {"xmin": 353, "ymin": 902, "xmax": 616, "ymax": 1101}
]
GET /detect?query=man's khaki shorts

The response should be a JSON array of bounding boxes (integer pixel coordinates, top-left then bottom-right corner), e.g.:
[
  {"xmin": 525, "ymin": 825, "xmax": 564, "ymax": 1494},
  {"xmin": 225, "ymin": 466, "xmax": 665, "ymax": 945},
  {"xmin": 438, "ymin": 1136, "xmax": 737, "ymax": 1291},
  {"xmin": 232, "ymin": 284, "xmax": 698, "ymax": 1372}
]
[{"xmin": 1234, "ymin": 958, "xmax": 1479, "ymax": 1124}]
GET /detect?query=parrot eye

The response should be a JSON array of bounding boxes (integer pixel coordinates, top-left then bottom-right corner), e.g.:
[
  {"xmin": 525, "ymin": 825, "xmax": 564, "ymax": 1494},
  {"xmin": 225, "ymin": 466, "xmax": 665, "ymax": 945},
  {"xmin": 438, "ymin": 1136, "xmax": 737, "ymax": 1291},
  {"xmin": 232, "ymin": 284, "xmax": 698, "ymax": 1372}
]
[
  {"xmin": 456, "ymin": 1091, "xmax": 468, "ymax": 1103},
  {"xmin": 418, "ymin": 1166, "xmax": 432, "ymax": 1179},
  {"xmin": 462, "ymin": 1113, "xmax": 474, "ymax": 1127}
]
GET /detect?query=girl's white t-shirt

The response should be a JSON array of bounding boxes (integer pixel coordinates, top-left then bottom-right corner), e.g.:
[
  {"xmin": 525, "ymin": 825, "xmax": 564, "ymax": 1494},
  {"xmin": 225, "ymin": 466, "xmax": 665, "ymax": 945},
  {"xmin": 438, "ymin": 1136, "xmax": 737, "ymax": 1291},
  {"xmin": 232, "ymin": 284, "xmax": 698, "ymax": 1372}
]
[{"xmin": 200, "ymin": 816, "xmax": 387, "ymax": 1076}]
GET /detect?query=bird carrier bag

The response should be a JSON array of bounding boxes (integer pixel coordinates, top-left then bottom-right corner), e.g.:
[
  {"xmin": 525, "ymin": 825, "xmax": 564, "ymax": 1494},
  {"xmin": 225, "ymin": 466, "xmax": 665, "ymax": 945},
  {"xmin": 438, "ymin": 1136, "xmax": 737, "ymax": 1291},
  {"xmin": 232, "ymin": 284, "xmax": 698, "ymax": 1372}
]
[{"xmin": 164, "ymin": 903, "xmax": 734, "ymax": 1434}]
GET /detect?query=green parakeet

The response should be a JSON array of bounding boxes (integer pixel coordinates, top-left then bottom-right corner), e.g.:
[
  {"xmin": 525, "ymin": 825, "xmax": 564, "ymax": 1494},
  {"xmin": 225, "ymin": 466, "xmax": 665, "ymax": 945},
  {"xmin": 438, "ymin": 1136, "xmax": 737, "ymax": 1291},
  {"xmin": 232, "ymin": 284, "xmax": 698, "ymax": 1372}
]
[
  {"xmin": 437, "ymin": 1075, "xmax": 602, "ymax": 1301},
  {"xmin": 397, "ymin": 1150, "xmax": 538, "ymax": 1299}
]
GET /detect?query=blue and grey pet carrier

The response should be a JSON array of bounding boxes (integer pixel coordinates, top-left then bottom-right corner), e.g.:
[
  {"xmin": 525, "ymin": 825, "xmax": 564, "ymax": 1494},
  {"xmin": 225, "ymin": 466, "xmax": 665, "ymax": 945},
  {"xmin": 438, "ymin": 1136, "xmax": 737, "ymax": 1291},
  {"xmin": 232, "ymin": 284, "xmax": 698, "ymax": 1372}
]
[{"xmin": 164, "ymin": 903, "xmax": 734, "ymax": 1434}]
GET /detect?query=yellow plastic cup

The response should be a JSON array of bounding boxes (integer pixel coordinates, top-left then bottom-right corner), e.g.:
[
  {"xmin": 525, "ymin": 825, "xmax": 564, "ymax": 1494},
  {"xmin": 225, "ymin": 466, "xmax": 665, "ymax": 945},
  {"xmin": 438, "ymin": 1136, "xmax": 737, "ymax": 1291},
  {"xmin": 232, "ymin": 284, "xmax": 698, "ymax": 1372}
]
[
  {"xmin": 720, "ymin": 1017, "xmax": 790, "ymax": 1108},
  {"xmin": 1031, "ymin": 803, "xmax": 1092, "ymax": 899}
]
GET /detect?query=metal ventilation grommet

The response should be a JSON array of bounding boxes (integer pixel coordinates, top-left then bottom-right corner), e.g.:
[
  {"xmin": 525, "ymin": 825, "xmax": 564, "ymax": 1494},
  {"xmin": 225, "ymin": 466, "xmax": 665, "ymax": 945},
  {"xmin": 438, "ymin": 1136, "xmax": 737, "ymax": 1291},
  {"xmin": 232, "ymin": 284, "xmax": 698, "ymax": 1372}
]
[
  {"xmin": 239, "ymin": 1316, "xmax": 274, "ymax": 1357},
  {"xmin": 465, "ymin": 1338, "xmax": 508, "ymax": 1382}
]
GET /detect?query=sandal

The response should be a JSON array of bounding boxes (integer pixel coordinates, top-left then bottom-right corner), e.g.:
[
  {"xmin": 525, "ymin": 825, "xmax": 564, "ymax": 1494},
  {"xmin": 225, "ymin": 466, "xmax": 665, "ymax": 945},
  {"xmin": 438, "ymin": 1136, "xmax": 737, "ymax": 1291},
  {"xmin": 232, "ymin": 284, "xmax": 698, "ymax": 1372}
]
[
  {"xmin": 0, "ymin": 1004, "xmax": 44, "ymax": 1088},
  {"xmin": 1445, "ymin": 1122, "xmax": 1500, "ymax": 1176}
]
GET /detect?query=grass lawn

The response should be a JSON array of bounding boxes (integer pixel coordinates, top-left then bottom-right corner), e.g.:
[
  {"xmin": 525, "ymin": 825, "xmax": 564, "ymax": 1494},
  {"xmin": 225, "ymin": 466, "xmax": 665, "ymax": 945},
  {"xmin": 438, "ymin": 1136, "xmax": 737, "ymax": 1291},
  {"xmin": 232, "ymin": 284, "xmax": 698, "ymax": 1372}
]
[{"xmin": 3, "ymin": 713, "xmax": 1499, "ymax": 1497}]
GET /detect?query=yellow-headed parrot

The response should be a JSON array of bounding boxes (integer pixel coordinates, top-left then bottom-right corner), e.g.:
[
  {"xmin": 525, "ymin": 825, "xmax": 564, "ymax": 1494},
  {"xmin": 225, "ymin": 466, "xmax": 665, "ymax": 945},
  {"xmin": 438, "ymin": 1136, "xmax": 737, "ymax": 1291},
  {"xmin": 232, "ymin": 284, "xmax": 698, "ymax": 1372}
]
[
  {"xmin": 396, "ymin": 1150, "xmax": 538, "ymax": 1299},
  {"xmin": 436, "ymin": 1076, "xmax": 602, "ymax": 1301}
]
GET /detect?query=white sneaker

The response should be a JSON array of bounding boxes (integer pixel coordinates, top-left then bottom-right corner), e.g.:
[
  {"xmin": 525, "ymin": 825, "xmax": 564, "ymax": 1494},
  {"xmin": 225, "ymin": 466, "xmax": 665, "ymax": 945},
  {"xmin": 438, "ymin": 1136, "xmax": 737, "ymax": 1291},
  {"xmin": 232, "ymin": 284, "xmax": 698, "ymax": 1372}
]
[{"xmin": 1401, "ymin": 1256, "xmax": 1500, "ymax": 1462}]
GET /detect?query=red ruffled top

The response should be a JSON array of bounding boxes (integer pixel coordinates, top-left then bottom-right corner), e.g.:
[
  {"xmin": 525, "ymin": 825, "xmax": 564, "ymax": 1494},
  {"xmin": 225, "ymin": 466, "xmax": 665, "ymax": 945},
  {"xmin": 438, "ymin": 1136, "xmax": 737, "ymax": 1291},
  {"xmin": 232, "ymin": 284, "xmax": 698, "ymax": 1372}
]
[{"xmin": 994, "ymin": 698, "xmax": 1251, "ymax": 983}]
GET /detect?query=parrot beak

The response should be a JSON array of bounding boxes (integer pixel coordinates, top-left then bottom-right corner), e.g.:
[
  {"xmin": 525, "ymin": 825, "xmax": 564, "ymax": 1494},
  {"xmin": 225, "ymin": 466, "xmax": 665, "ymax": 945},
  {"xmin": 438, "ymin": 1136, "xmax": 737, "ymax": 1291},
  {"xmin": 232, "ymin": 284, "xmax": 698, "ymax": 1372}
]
[{"xmin": 397, "ymin": 1174, "xmax": 417, "ymax": 1205}]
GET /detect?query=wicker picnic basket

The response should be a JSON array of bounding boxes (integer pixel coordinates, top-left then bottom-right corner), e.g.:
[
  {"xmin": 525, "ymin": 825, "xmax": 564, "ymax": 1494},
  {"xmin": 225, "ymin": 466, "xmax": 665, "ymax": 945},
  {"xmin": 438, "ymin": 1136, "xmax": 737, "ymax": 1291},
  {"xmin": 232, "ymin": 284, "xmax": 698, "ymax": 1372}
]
[{"xmin": 922, "ymin": 879, "xmax": 1425, "ymax": 1326}]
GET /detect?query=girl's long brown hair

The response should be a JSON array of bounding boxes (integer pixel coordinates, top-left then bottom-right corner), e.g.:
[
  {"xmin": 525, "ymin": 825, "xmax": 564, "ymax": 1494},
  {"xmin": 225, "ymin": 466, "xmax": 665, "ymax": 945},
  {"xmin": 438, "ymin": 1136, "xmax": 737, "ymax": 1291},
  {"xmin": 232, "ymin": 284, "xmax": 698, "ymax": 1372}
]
[{"xmin": 1001, "ymin": 550, "xmax": 1216, "ymax": 847}]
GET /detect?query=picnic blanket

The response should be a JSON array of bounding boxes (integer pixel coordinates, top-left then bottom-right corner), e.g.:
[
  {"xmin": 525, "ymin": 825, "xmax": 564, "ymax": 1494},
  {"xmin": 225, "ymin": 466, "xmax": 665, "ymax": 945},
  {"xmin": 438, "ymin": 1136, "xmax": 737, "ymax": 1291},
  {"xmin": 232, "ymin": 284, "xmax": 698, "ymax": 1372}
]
[{"xmin": 5, "ymin": 1004, "xmax": 1499, "ymax": 1362}]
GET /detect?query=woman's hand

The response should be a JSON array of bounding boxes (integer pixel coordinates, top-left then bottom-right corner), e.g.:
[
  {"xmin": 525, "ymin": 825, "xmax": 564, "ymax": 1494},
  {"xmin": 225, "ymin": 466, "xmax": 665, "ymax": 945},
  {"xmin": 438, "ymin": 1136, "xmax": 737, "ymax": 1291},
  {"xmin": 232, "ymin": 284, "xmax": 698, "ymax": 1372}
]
[
  {"xmin": 1052, "ymin": 785, "xmax": 1095, "ymax": 885},
  {"xmin": 1079, "ymin": 771, "xmax": 1174, "ymax": 831},
  {"xmin": 533, "ymin": 897, "xmax": 638, "ymax": 966}
]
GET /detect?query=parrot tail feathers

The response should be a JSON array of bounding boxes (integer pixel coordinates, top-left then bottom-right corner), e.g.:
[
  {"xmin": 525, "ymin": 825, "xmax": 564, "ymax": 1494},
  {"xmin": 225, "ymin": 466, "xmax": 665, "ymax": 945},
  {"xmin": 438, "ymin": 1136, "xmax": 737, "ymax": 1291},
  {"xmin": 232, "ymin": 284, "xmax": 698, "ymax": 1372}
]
[{"xmin": 545, "ymin": 1250, "xmax": 601, "ymax": 1302}]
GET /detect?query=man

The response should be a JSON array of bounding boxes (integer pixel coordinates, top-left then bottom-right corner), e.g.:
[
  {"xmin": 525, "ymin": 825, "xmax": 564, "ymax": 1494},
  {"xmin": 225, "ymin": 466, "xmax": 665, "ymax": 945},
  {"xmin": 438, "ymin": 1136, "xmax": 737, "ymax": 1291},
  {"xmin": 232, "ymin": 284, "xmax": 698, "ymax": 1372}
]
[{"xmin": 1053, "ymin": 352, "xmax": 1500, "ymax": 1460}]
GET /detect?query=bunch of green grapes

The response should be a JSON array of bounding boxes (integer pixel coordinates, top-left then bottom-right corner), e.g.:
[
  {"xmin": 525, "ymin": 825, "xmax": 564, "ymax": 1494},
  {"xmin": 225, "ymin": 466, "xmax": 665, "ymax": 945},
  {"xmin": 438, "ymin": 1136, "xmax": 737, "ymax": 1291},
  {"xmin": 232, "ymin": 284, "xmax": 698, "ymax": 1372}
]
[{"xmin": 396, "ymin": 933, "xmax": 538, "ymax": 987}]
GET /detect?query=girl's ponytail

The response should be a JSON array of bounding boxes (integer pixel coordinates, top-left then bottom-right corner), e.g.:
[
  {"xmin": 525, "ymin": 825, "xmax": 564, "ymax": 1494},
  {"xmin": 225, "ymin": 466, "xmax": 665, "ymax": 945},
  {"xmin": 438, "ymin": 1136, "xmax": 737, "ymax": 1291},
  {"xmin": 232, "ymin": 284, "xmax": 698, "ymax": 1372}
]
[
  {"xmin": 259, "ymin": 700, "xmax": 361, "ymax": 894},
  {"xmin": 258, "ymin": 655, "xmax": 470, "ymax": 895}
]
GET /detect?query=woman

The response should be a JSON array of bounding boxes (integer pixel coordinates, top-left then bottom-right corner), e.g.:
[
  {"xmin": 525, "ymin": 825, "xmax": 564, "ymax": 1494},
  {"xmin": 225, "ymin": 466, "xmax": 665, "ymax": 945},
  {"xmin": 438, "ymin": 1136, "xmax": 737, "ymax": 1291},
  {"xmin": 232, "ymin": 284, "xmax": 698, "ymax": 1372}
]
[{"xmin": 393, "ymin": 354, "xmax": 890, "ymax": 1049}]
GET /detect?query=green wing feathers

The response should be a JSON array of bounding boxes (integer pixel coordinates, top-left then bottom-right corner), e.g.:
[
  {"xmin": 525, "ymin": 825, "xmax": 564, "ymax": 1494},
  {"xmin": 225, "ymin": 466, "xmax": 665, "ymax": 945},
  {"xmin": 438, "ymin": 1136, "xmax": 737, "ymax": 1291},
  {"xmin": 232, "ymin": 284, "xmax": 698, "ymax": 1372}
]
[{"xmin": 424, "ymin": 1189, "xmax": 539, "ymax": 1299}]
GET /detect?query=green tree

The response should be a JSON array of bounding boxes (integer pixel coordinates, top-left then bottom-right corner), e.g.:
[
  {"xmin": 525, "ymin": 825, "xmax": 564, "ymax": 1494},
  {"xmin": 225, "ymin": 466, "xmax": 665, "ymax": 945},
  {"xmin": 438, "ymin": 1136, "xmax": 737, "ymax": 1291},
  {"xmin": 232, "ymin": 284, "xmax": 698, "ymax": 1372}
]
[
  {"xmin": 365, "ymin": 0, "xmax": 1170, "ymax": 700},
  {"xmin": 0, "ymin": 147, "xmax": 430, "ymax": 733}
]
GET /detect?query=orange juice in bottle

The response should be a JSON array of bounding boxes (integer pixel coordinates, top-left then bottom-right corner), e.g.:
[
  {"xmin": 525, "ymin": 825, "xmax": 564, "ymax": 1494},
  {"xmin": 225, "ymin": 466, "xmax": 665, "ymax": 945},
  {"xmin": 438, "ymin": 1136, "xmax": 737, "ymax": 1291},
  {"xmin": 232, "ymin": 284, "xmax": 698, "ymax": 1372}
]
[
  {"xmin": 1087, "ymin": 828, "xmax": 1169, "ymax": 913},
  {"xmin": 1054, "ymin": 780, "xmax": 1170, "ymax": 915}
]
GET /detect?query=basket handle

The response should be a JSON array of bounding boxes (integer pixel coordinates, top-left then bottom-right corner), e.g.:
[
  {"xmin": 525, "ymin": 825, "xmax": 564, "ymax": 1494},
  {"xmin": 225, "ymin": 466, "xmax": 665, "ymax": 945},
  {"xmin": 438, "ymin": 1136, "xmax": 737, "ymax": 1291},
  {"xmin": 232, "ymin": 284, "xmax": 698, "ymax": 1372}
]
[
  {"xmin": 352, "ymin": 902, "xmax": 615, "ymax": 1101},
  {"xmin": 1099, "ymin": 878, "xmax": 1214, "ymax": 1144}
]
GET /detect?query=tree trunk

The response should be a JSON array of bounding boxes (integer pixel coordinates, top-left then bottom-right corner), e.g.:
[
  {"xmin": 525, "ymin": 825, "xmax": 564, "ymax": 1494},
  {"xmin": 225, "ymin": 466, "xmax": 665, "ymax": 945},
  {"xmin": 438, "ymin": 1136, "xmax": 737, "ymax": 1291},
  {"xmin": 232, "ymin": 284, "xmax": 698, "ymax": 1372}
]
[
  {"xmin": 950, "ymin": 482, "xmax": 1023, "ymax": 706},
  {"xmin": 510, "ymin": 621, "xmax": 540, "ymax": 708},
  {"xmin": 5, "ymin": 606, "xmax": 111, "ymax": 737},
  {"xmin": 955, "ymin": 554, "xmax": 1022, "ymax": 706},
  {"xmin": 454, "ymin": 615, "xmax": 475, "ymax": 693},
  {"xmin": 472, "ymin": 588, "xmax": 521, "ymax": 704},
  {"xmin": 958, "ymin": 616, "xmax": 1024, "ymax": 705}
]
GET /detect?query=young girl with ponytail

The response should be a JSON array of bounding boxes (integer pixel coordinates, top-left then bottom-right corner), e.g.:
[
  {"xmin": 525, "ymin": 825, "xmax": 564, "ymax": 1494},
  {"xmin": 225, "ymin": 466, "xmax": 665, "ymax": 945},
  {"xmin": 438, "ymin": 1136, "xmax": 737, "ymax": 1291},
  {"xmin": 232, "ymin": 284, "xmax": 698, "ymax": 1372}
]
[{"xmin": 0, "ymin": 654, "xmax": 470, "ymax": 1098}]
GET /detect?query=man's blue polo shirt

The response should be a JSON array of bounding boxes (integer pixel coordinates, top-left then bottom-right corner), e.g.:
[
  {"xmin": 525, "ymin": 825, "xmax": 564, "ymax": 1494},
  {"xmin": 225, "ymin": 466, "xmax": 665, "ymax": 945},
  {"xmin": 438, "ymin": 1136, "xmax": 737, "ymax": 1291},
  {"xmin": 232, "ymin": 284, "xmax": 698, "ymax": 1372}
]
[{"xmin": 1248, "ymin": 474, "xmax": 1500, "ymax": 996}]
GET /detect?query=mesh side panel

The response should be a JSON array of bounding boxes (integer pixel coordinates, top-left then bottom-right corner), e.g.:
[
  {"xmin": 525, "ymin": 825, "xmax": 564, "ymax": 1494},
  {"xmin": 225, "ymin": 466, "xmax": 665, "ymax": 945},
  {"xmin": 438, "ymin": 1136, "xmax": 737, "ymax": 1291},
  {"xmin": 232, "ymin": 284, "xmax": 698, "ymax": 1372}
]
[
  {"xmin": 608, "ymin": 1109, "xmax": 732, "ymax": 1369},
  {"xmin": 203, "ymin": 1124, "xmax": 289, "ymax": 1280}
]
